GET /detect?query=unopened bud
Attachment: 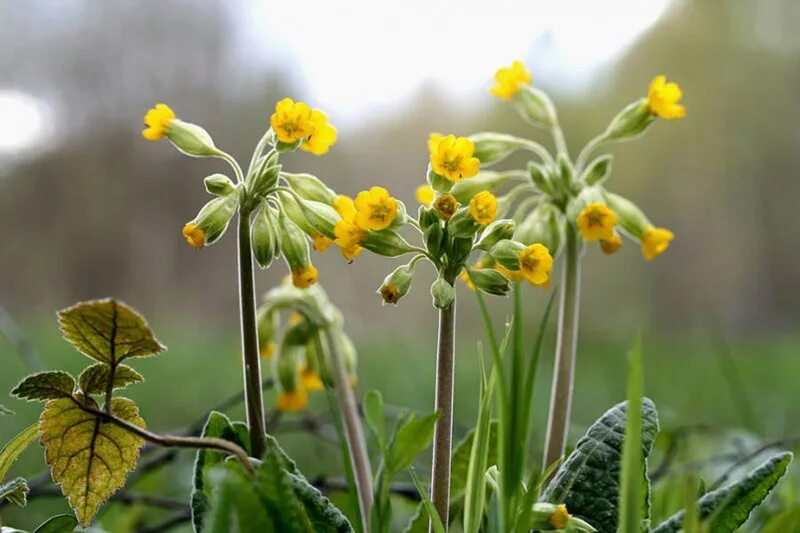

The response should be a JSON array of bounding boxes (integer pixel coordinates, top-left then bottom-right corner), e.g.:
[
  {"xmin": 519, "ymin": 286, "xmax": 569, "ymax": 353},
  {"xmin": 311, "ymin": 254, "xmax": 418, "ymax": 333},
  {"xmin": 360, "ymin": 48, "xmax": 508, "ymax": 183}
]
[
  {"xmin": 167, "ymin": 119, "xmax": 218, "ymax": 157},
  {"xmin": 512, "ymin": 86, "xmax": 557, "ymax": 128},
  {"xmin": 431, "ymin": 276, "xmax": 455, "ymax": 310},
  {"xmin": 182, "ymin": 194, "xmax": 238, "ymax": 249},
  {"xmin": 581, "ymin": 154, "xmax": 613, "ymax": 186},
  {"xmin": 279, "ymin": 210, "xmax": 318, "ymax": 289},
  {"xmin": 451, "ymin": 172, "xmax": 509, "ymax": 203},
  {"xmin": 604, "ymin": 99, "xmax": 655, "ymax": 141},
  {"xmin": 251, "ymin": 205, "xmax": 280, "ymax": 268},
  {"xmin": 447, "ymin": 207, "xmax": 481, "ymax": 238},
  {"xmin": 489, "ymin": 239, "xmax": 525, "ymax": 271},
  {"xmin": 515, "ymin": 203, "xmax": 563, "ymax": 256},
  {"xmin": 528, "ymin": 161, "xmax": 554, "ymax": 195},
  {"xmin": 277, "ymin": 190, "xmax": 338, "ymax": 239},
  {"xmin": 362, "ymin": 229, "xmax": 416, "ymax": 257},
  {"xmin": 377, "ymin": 263, "xmax": 415, "ymax": 305},
  {"xmin": 475, "ymin": 219, "xmax": 515, "ymax": 250},
  {"xmin": 257, "ymin": 306, "xmax": 279, "ymax": 359},
  {"xmin": 604, "ymin": 192, "xmax": 650, "ymax": 238},
  {"xmin": 433, "ymin": 193, "xmax": 459, "ymax": 221},
  {"xmin": 250, "ymin": 151, "xmax": 281, "ymax": 197},
  {"xmin": 465, "ymin": 268, "xmax": 510, "ymax": 296},
  {"xmin": 468, "ymin": 133, "xmax": 524, "ymax": 166},
  {"xmin": 204, "ymin": 174, "xmax": 236, "ymax": 196},
  {"xmin": 282, "ymin": 172, "xmax": 336, "ymax": 204}
]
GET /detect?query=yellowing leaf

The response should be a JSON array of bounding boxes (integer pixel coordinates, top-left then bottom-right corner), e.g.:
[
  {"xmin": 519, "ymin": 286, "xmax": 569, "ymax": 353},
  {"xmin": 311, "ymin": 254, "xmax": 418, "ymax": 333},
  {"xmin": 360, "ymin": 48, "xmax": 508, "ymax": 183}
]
[
  {"xmin": 58, "ymin": 299, "xmax": 164, "ymax": 365},
  {"xmin": 78, "ymin": 363, "xmax": 144, "ymax": 395},
  {"xmin": 11, "ymin": 371, "xmax": 75, "ymax": 402},
  {"xmin": 40, "ymin": 396, "xmax": 145, "ymax": 526}
]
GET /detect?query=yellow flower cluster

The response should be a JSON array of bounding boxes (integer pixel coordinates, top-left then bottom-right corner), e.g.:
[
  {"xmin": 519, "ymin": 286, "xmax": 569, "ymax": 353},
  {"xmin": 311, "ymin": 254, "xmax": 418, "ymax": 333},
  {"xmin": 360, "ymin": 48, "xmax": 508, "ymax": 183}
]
[
  {"xmin": 429, "ymin": 133, "xmax": 480, "ymax": 183},
  {"xmin": 490, "ymin": 60, "xmax": 532, "ymax": 101},
  {"xmin": 270, "ymin": 97, "xmax": 338, "ymax": 155},
  {"xmin": 332, "ymin": 187, "xmax": 399, "ymax": 262}
]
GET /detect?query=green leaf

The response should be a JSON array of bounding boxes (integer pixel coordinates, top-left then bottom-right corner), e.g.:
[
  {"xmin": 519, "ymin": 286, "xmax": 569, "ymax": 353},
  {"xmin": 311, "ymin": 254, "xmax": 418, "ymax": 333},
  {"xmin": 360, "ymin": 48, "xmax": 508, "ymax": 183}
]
[
  {"xmin": 363, "ymin": 390, "xmax": 387, "ymax": 452},
  {"xmin": 619, "ymin": 336, "xmax": 645, "ymax": 533},
  {"xmin": 58, "ymin": 298, "xmax": 164, "ymax": 365},
  {"xmin": 253, "ymin": 444, "xmax": 315, "ymax": 533},
  {"xmin": 0, "ymin": 406, "xmax": 13, "ymax": 416},
  {"xmin": 286, "ymin": 472, "xmax": 353, "ymax": 532},
  {"xmin": 205, "ymin": 461, "xmax": 275, "ymax": 533},
  {"xmin": 11, "ymin": 371, "xmax": 75, "ymax": 401},
  {"xmin": 0, "ymin": 423, "xmax": 39, "ymax": 481},
  {"xmin": 409, "ymin": 468, "xmax": 446, "ymax": 533},
  {"xmin": 40, "ymin": 396, "xmax": 145, "ymax": 526},
  {"xmin": 33, "ymin": 514, "xmax": 78, "ymax": 533},
  {"xmin": 78, "ymin": 363, "xmax": 143, "ymax": 395},
  {"xmin": 651, "ymin": 452, "xmax": 793, "ymax": 533},
  {"xmin": 453, "ymin": 421, "xmax": 500, "ymax": 502},
  {"xmin": 540, "ymin": 398, "xmax": 659, "ymax": 533},
  {"xmin": 386, "ymin": 412, "xmax": 439, "ymax": 474},
  {"xmin": 0, "ymin": 477, "xmax": 28, "ymax": 507}
]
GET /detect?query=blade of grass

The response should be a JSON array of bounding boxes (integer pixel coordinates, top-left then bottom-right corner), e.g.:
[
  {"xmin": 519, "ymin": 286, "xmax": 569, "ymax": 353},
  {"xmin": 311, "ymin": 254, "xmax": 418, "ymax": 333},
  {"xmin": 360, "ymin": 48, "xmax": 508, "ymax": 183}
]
[
  {"xmin": 619, "ymin": 334, "xmax": 644, "ymax": 533},
  {"xmin": 409, "ymin": 468, "xmax": 445, "ymax": 533}
]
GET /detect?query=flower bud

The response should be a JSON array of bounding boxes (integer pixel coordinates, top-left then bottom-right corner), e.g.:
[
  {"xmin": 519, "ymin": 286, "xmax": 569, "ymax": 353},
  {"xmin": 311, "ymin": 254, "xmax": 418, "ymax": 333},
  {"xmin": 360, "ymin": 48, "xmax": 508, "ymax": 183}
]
[
  {"xmin": 182, "ymin": 194, "xmax": 238, "ymax": 249},
  {"xmin": 528, "ymin": 161, "xmax": 553, "ymax": 195},
  {"xmin": 275, "ymin": 343, "xmax": 308, "ymax": 412},
  {"xmin": 251, "ymin": 205, "xmax": 280, "ymax": 268},
  {"xmin": 282, "ymin": 172, "xmax": 337, "ymax": 204},
  {"xmin": 465, "ymin": 268, "xmax": 510, "ymax": 296},
  {"xmin": 604, "ymin": 99, "xmax": 655, "ymax": 141},
  {"xmin": 604, "ymin": 192, "xmax": 650, "ymax": 238},
  {"xmin": 276, "ymin": 190, "xmax": 315, "ymax": 236},
  {"xmin": 599, "ymin": 232, "xmax": 623, "ymax": 254},
  {"xmin": 450, "ymin": 171, "xmax": 513, "ymax": 204},
  {"xmin": 433, "ymin": 194, "xmax": 459, "ymax": 221},
  {"xmin": 468, "ymin": 133, "xmax": 523, "ymax": 166},
  {"xmin": 257, "ymin": 306, "xmax": 279, "ymax": 359},
  {"xmin": 418, "ymin": 206, "xmax": 439, "ymax": 230},
  {"xmin": 279, "ymin": 211, "xmax": 318, "ymax": 289},
  {"xmin": 430, "ymin": 276, "xmax": 455, "ymax": 310},
  {"xmin": 167, "ymin": 119, "xmax": 219, "ymax": 157},
  {"xmin": 475, "ymin": 219, "xmax": 515, "ymax": 251},
  {"xmin": 448, "ymin": 236, "xmax": 474, "ymax": 266},
  {"xmin": 204, "ymin": 173, "xmax": 236, "ymax": 196},
  {"xmin": 489, "ymin": 239, "xmax": 525, "ymax": 271},
  {"xmin": 515, "ymin": 203, "xmax": 563, "ymax": 256},
  {"xmin": 277, "ymin": 190, "xmax": 338, "ymax": 239},
  {"xmin": 362, "ymin": 229, "xmax": 416, "ymax": 257},
  {"xmin": 447, "ymin": 207, "xmax": 481, "ymax": 238},
  {"xmin": 512, "ymin": 86, "xmax": 557, "ymax": 128},
  {"xmin": 529, "ymin": 503, "xmax": 595, "ymax": 532},
  {"xmin": 250, "ymin": 151, "xmax": 281, "ymax": 198},
  {"xmin": 581, "ymin": 154, "xmax": 613, "ymax": 186},
  {"xmin": 377, "ymin": 263, "xmax": 415, "ymax": 305},
  {"xmin": 424, "ymin": 223, "xmax": 445, "ymax": 260},
  {"xmin": 557, "ymin": 153, "xmax": 574, "ymax": 191}
]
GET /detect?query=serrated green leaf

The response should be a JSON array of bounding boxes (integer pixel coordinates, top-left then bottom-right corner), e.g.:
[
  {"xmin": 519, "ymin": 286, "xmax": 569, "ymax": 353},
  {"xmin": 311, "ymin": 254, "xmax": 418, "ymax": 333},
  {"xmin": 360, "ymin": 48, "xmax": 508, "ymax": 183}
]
[
  {"xmin": 40, "ymin": 396, "xmax": 145, "ymax": 526},
  {"xmin": 364, "ymin": 390, "xmax": 387, "ymax": 452},
  {"xmin": 386, "ymin": 412, "xmax": 439, "ymax": 474},
  {"xmin": 11, "ymin": 372, "xmax": 75, "ymax": 402},
  {"xmin": 205, "ymin": 462, "xmax": 275, "ymax": 533},
  {"xmin": 32, "ymin": 514, "xmax": 78, "ymax": 533},
  {"xmin": 0, "ymin": 423, "xmax": 39, "ymax": 481},
  {"xmin": 78, "ymin": 363, "xmax": 143, "ymax": 395},
  {"xmin": 58, "ymin": 299, "xmax": 164, "ymax": 365},
  {"xmin": 0, "ymin": 405, "xmax": 13, "ymax": 416},
  {"xmin": 286, "ymin": 473, "xmax": 352, "ymax": 532},
  {"xmin": 651, "ymin": 452, "xmax": 793, "ymax": 533},
  {"xmin": 541, "ymin": 398, "xmax": 659, "ymax": 533},
  {"xmin": 0, "ymin": 477, "xmax": 28, "ymax": 507},
  {"xmin": 253, "ymin": 445, "xmax": 315, "ymax": 533}
]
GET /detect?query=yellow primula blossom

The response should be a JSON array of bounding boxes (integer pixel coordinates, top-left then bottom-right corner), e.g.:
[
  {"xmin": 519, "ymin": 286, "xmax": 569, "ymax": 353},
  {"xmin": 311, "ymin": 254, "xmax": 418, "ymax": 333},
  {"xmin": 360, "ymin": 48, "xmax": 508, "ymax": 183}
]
[
  {"xmin": 495, "ymin": 264, "xmax": 525, "ymax": 283},
  {"xmin": 291, "ymin": 265, "xmax": 319, "ymax": 289},
  {"xmin": 647, "ymin": 75, "xmax": 686, "ymax": 120},
  {"xmin": 549, "ymin": 504, "xmax": 570, "ymax": 529},
  {"xmin": 313, "ymin": 234, "xmax": 333, "ymax": 252},
  {"xmin": 379, "ymin": 284, "xmax": 400, "ymax": 304},
  {"xmin": 277, "ymin": 387, "xmax": 308, "ymax": 412},
  {"xmin": 519, "ymin": 243, "xmax": 554, "ymax": 286},
  {"xmin": 416, "ymin": 184, "xmax": 435, "ymax": 207},
  {"xmin": 641, "ymin": 227, "xmax": 674, "ymax": 260},
  {"xmin": 333, "ymin": 195, "xmax": 357, "ymax": 222},
  {"xmin": 182, "ymin": 223, "xmax": 205, "ymax": 249},
  {"xmin": 260, "ymin": 342, "xmax": 276, "ymax": 359},
  {"xmin": 354, "ymin": 186, "xmax": 398, "ymax": 231},
  {"xmin": 142, "ymin": 103, "xmax": 176, "ymax": 141},
  {"xmin": 600, "ymin": 233, "xmax": 623, "ymax": 255},
  {"xmin": 433, "ymin": 193, "xmax": 459, "ymax": 221},
  {"xmin": 334, "ymin": 220, "xmax": 365, "ymax": 262},
  {"xmin": 576, "ymin": 202, "xmax": 617, "ymax": 241},
  {"xmin": 469, "ymin": 191, "xmax": 498, "ymax": 225},
  {"xmin": 490, "ymin": 60, "xmax": 532, "ymax": 101},
  {"xmin": 301, "ymin": 109, "xmax": 337, "ymax": 155},
  {"xmin": 300, "ymin": 366, "xmax": 324, "ymax": 391},
  {"xmin": 429, "ymin": 134, "xmax": 480, "ymax": 183},
  {"xmin": 270, "ymin": 98, "xmax": 315, "ymax": 144}
]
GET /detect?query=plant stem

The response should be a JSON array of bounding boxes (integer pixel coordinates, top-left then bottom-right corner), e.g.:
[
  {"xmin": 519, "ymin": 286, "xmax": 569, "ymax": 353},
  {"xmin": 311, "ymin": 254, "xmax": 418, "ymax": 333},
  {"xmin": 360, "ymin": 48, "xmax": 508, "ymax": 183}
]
[
  {"xmin": 542, "ymin": 224, "xmax": 582, "ymax": 474},
  {"xmin": 322, "ymin": 327, "xmax": 373, "ymax": 532},
  {"xmin": 430, "ymin": 300, "xmax": 456, "ymax": 531},
  {"xmin": 237, "ymin": 208, "xmax": 267, "ymax": 459}
]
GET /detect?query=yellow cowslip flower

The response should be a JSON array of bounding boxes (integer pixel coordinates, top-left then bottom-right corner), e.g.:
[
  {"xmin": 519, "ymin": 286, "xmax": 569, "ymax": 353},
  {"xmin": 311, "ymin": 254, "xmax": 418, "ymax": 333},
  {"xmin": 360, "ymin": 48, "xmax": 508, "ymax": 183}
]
[
  {"xmin": 430, "ymin": 134, "xmax": 480, "ymax": 183},
  {"xmin": 458, "ymin": 271, "xmax": 476, "ymax": 291},
  {"xmin": 313, "ymin": 234, "xmax": 334, "ymax": 252},
  {"xmin": 490, "ymin": 60, "xmax": 532, "ymax": 101},
  {"xmin": 142, "ymin": 103, "xmax": 176, "ymax": 141},
  {"xmin": 182, "ymin": 223, "xmax": 205, "ymax": 249},
  {"xmin": 576, "ymin": 202, "xmax": 617, "ymax": 241},
  {"xmin": 495, "ymin": 264, "xmax": 525, "ymax": 283},
  {"xmin": 416, "ymin": 184, "xmax": 435, "ymax": 207},
  {"xmin": 301, "ymin": 109, "xmax": 337, "ymax": 155},
  {"xmin": 600, "ymin": 233, "xmax": 623, "ymax": 255},
  {"xmin": 433, "ymin": 193, "xmax": 459, "ymax": 221},
  {"xmin": 333, "ymin": 194, "xmax": 357, "ymax": 223},
  {"xmin": 548, "ymin": 504, "xmax": 570, "ymax": 529},
  {"xmin": 300, "ymin": 366, "xmax": 324, "ymax": 391},
  {"xmin": 334, "ymin": 220, "xmax": 365, "ymax": 262},
  {"xmin": 379, "ymin": 284, "xmax": 400, "ymax": 304},
  {"xmin": 260, "ymin": 342, "xmax": 276, "ymax": 359},
  {"xmin": 647, "ymin": 75, "xmax": 686, "ymax": 120},
  {"xmin": 469, "ymin": 191, "xmax": 498, "ymax": 225},
  {"xmin": 291, "ymin": 265, "xmax": 319, "ymax": 289},
  {"xmin": 354, "ymin": 186, "xmax": 398, "ymax": 231},
  {"xmin": 277, "ymin": 387, "xmax": 308, "ymax": 412},
  {"xmin": 641, "ymin": 227, "xmax": 674, "ymax": 260},
  {"xmin": 428, "ymin": 132, "xmax": 444, "ymax": 154},
  {"xmin": 519, "ymin": 243, "xmax": 554, "ymax": 286},
  {"xmin": 270, "ymin": 98, "xmax": 315, "ymax": 144}
]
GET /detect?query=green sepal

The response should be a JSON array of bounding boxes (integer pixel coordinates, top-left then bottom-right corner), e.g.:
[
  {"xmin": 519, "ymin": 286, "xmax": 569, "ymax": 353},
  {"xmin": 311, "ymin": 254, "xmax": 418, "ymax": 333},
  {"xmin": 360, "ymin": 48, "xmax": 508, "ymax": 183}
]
[{"xmin": 427, "ymin": 165, "xmax": 454, "ymax": 193}]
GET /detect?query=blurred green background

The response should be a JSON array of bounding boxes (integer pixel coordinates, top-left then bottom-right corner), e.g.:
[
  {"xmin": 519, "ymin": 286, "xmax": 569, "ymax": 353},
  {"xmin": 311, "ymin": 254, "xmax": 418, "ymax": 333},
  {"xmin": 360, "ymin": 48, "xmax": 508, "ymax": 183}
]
[{"xmin": 2, "ymin": 0, "xmax": 799, "ymax": 530}]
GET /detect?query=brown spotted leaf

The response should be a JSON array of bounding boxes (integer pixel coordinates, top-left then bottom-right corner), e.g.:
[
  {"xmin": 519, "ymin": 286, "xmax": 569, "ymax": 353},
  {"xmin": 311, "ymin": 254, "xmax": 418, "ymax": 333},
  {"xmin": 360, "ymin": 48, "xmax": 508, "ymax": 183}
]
[
  {"xmin": 78, "ymin": 363, "xmax": 144, "ymax": 395},
  {"xmin": 58, "ymin": 299, "xmax": 164, "ymax": 365},
  {"xmin": 40, "ymin": 396, "xmax": 145, "ymax": 526}
]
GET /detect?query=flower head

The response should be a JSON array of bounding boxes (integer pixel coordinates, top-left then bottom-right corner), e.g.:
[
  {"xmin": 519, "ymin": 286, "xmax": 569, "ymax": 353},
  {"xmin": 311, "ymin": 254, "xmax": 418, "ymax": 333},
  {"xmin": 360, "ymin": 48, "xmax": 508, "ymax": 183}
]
[
  {"xmin": 490, "ymin": 60, "xmax": 532, "ymax": 101},
  {"xmin": 433, "ymin": 193, "xmax": 459, "ymax": 221},
  {"xmin": 334, "ymin": 220, "xmax": 365, "ymax": 262},
  {"xmin": 301, "ymin": 109, "xmax": 337, "ymax": 155},
  {"xmin": 641, "ymin": 227, "xmax": 674, "ymax": 260},
  {"xmin": 430, "ymin": 134, "xmax": 480, "ymax": 182},
  {"xmin": 313, "ymin": 234, "xmax": 334, "ymax": 252},
  {"xmin": 300, "ymin": 366, "xmax": 324, "ymax": 391},
  {"xmin": 182, "ymin": 223, "xmax": 205, "ymax": 249},
  {"xmin": 291, "ymin": 265, "xmax": 319, "ymax": 289},
  {"xmin": 354, "ymin": 186, "xmax": 398, "ymax": 231},
  {"xmin": 270, "ymin": 98, "xmax": 315, "ymax": 144},
  {"xmin": 576, "ymin": 202, "xmax": 617, "ymax": 241},
  {"xmin": 647, "ymin": 75, "xmax": 685, "ymax": 120},
  {"xmin": 518, "ymin": 243, "xmax": 553, "ymax": 286},
  {"xmin": 548, "ymin": 504, "xmax": 570, "ymax": 529},
  {"xmin": 416, "ymin": 184, "xmax": 435, "ymax": 207},
  {"xmin": 379, "ymin": 284, "xmax": 400, "ymax": 304},
  {"xmin": 495, "ymin": 263, "xmax": 525, "ymax": 283},
  {"xmin": 469, "ymin": 191, "xmax": 498, "ymax": 225},
  {"xmin": 333, "ymin": 195, "xmax": 357, "ymax": 222},
  {"xmin": 142, "ymin": 103, "xmax": 175, "ymax": 141},
  {"xmin": 277, "ymin": 387, "xmax": 308, "ymax": 412},
  {"xmin": 600, "ymin": 233, "xmax": 623, "ymax": 255}
]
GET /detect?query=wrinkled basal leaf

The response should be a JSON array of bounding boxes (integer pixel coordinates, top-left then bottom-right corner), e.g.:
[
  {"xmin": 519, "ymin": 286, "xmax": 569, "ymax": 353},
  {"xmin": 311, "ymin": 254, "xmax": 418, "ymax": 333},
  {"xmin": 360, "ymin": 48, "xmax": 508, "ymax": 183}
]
[
  {"xmin": 0, "ymin": 477, "xmax": 28, "ymax": 507},
  {"xmin": 78, "ymin": 363, "xmax": 143, "ymax": 395},
  {"xmin": 40, "ymin": 396, "xmax": 145, "ymax": 526},
  {"xmin": 11, "ymin": 372, "xmax": 75, "ymax": 402},
  {"xmin": 0, "ymin": 423, "xmax": 39, "ymax": 481},
  {"xmin": 58, "ymin": 299, "xmax": 164, "ymax": 365},
  {"xmin": 541, "ymin": 398, "xmax": 659, "ymax": 533}
]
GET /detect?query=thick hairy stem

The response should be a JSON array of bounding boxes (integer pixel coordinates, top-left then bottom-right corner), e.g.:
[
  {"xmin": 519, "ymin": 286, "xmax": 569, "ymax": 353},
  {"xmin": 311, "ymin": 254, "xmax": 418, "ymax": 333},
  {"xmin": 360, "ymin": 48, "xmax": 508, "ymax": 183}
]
[
  {"xmin": 542, "ymin": 225, "xmax": 582, "ymax": 473},
  {"xmin": 237, "ymin": 209, "xmax": 267, "ymax": 459},
  {"xmin": 322, "ymin": 328, "xmax": 373, "ymax": 532},
  {"xmin": 430, "ymin": 301, "xmax": 456, "ymax": 531}
]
